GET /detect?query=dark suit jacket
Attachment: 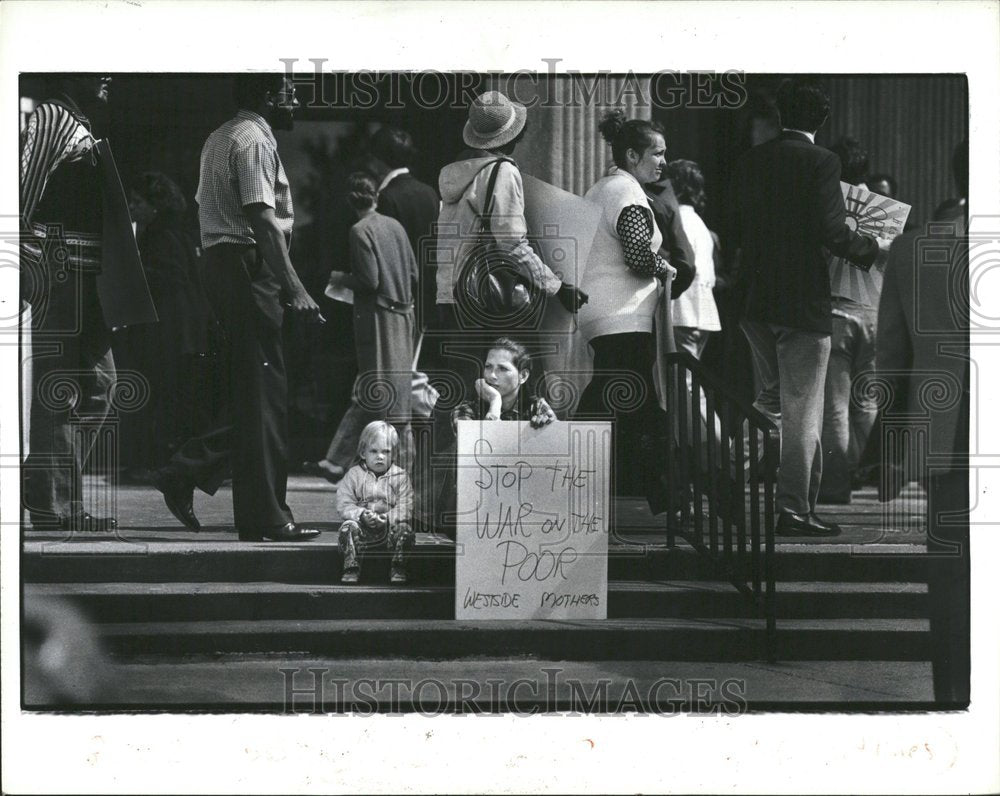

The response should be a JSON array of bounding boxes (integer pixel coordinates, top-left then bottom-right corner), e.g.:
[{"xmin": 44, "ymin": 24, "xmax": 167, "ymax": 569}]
[
  {"xmin": 377, "ymin": 172, "xmax": 439, "ymax": 266},
  {"xmin": 644, "ymin": 176, "xmax": 696, "ymax": 298},
  {"xmin": 734, "ymin": 131, "xmax": 879, "ymax": 333},
  {"xmin": 378, "ymin": 172, "xmax": 439, "ymax": 322},
  {"xmin": 876, "ymin": 211, "xmax": 969, "ymax": 468}
]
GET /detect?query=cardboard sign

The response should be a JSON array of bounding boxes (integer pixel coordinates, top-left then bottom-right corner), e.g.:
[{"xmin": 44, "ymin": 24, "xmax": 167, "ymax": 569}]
[
  {"xmin": 96, "ymin": 139, "xmax": 158, "ymax": 328},
  {"xmin": 455, "ymin": 420, "xmax": 611, "ymax": 620},
  {"xmin": 828, "ymin": 181, "xmax": 912, "ymax": 306}
]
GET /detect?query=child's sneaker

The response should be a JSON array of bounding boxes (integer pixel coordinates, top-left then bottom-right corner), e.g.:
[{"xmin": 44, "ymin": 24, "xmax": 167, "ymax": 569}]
[
  {"xmin": 390, "ymin": 565, "xmax": 407, "ymax": 585},
  {"xmin": 341, "ymin": 567, "xmax": 360, "ymax": 584}
]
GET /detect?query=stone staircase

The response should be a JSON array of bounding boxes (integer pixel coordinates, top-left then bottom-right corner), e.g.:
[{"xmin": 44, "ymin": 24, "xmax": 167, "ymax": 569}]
[{"xmin": 23, "ymin": 484, "xmax": 932, "ymax": 673}]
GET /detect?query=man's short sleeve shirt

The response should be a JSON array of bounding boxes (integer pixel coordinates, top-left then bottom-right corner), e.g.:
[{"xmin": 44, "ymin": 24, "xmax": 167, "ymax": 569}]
[{"xmin": 196, "ymin": 110, "xmax": 293, "ymax": 249}]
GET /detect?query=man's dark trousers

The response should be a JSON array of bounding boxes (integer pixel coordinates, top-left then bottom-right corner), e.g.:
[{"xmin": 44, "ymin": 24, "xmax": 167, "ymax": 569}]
[{"xmin": 165, "ymin": 243, "xmax": 293, "ymax": 531}]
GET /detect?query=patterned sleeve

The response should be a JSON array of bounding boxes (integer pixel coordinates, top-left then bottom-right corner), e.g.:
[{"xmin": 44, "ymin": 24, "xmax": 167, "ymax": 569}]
[
  {"xmin": 231, "ymin": 140, "xmax": 277, "ymax": 209},
  {"xmin": 20, "ymin": 104, "xmax": 80, "ymax": 228},
  {"xmin": 451, "ymin": 399, "xmax": 478, "ymax": 432},
  {"xmin": 616, "ymin": 204, "xmax": 670, "ymax": 278}
]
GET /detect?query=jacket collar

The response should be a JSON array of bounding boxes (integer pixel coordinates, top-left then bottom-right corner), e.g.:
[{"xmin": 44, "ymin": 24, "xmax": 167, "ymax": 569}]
[
  {"xmin": 780, "ymin": 128, "xmax": 816, "ymax": 144},
  {"xmin": 378, "ymin": 167, "xmax": 410, "ymax": 194}
]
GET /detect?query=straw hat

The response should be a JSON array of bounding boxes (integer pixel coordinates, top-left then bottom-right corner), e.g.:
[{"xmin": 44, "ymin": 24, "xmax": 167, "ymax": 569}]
[{"xmin": 463, "ymin": 91, "xmax": 527, "ymax": 150}]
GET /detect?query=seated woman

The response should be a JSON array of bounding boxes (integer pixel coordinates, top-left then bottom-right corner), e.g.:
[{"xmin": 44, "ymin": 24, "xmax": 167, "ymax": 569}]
[
  {"xmin": 576, "ymin": 110, "xmax": 675, "ymax": 498},
  {"xmin": 422, "ymin": 338, "xmax": 555, "ymax": 537}
]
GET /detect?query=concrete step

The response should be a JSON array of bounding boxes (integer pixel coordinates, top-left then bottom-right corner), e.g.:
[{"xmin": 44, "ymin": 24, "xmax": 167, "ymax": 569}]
[
  {"xmin": 96, "ymin": 617, "xmax": 931, "ymax": 661},
  {"xmin": 26, "ymin": 580, "xmax": 928, "ymax": 623},
  {"xmin": 22, "ymin": 535, "xmax": 931, "ymax": 585},
  {"xmin": 28, "ymin": 659, "xmax": 934, "ymax": 709}
]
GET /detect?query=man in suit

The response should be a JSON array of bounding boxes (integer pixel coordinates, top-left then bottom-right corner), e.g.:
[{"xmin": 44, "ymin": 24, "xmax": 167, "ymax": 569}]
[
  {"xmin": 734, "ymin": 78, "xmax": 890, "ymax": 536},
  {"xmin": 877, "ymin": 141, "xmax": 969, "ymax": 705},
  {"xmin": 369, "ymin": 126, "xmax": 440, "ymax": 328},
  {"xmin": 153, "ymin": 74, "xmax": 324, "ymax": 542}
]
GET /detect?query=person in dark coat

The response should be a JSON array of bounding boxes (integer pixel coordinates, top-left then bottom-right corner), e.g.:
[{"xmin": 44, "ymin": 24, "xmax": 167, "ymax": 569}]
[
  {"xmin": 369, "ymin": 125, "xmax": 440, "ymax": 327},
  {"xmin": 733, "ymin": 78, "xmax": 890, "ymax": 537},
  {"xmin": 116, "ymin": 172, "xmax": 216, "ymax": 480},
  {"xmin": 644, "ymin": 174, "xmax": 696, "ymax": 298},
  {"xmin": 876, "ymin": 141, "xmax": 969, "ymax": 705}
]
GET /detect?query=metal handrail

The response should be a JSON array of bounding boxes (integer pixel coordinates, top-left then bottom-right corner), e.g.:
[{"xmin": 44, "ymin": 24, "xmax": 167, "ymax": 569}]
[{"xmin": 663, "ymin": 351, "xmax": 778, "ymax": 662}]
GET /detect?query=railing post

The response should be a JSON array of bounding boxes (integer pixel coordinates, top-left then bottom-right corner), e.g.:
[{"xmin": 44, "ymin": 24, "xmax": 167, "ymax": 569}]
[{"xmin": 763, "ymin": 428, "xmax": 779, "ymax": 663}]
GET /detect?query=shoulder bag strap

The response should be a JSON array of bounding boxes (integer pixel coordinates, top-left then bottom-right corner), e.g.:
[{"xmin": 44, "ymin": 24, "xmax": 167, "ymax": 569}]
[{"xmin": 479, "ymin": 157, "xmax": 512, "ymax": 236}]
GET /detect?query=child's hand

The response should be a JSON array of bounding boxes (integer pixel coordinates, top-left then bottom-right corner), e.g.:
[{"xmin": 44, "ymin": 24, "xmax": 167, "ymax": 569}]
[
  {"xmin": 360, "ymin": 509, "xmax": 378, "ymax": 529},
  {"xmin": 374, "ymin": 513, "xmax": 388, "ymax": 531},
  {"xmin": 530, "ymin": 398, "xmax": 557, "ymax": 428}
]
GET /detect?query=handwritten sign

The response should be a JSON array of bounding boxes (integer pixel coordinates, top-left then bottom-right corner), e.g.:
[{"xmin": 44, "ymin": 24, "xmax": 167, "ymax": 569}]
[
  {"xmin": 828, "ymin": 181, "xmax": 912, "ymax": 306},
  {"xmin": 455, "ymin": 420, "xmax": 610, "ymax": 620}
]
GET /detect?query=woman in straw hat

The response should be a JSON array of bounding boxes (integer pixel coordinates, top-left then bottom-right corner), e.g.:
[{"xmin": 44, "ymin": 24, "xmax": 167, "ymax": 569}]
[{"xmin": 433, "ymin": 90, "xmax": 588, "ymax": 395}]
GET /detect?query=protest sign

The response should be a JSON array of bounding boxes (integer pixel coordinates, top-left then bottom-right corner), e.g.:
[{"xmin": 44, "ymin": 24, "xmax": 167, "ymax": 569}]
[
  {"xmin": 455, "ymin": 420, "xmax": 611, "ymax": 620},
  {"xmin": 828, "ymin": 181, "xmax": 912, "ymax": 305}
]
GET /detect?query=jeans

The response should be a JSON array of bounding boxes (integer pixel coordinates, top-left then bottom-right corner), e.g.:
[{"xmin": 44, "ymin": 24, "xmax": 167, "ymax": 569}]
[
  {"xmin": 23, "ymin": 267, "xmax": 115, "ymax": 522},
  {"xmin": 819, "ymin": 298, "xmax": 878, "ymax": 503},
  {"xmin": 740, "ymin": 319, "xmax": 832, "ymax": 515}
]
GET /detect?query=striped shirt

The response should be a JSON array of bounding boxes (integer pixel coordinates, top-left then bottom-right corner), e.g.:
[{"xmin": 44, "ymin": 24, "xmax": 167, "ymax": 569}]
[
  {"xmin": 19, "ymin": 98, "xmax": 103, "ymax": 271},
  {"xmin": 196, "ymin": 110, "xmax": 293, "ymax": 249},
  {"xmin": 20, "ymin": 98, "xmax": 97, "ymax": 227}
]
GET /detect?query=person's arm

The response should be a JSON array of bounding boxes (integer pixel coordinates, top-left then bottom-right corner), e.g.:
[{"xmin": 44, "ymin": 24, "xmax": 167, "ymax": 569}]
[
  {"xmin": 875, "ymin": 236, "xmax": 913, "ymax": 375},
  {"xmin": 235, "ymin": 140, "xmax": 322, "ymax": 321},
  {"xmin": 813, "ymin": 152, "xmax": 885, "ymax": 269},
  {"xmin": 335, "ymin": 468, "xmax": 367, "ymax": 523},
  {"xmin": 489, "ymin": 162, "xmax": 563, "ymax": 295},
  {"xmin": 616, "ymin": 205, "xmax": 674, "ymax": 279},
  {"xmin": 387, "ymin": 472, "xmax": 414, "ymax": 526},
  {"xmin": 529, "ymin": 396, "xmax": 557, "ymax": 428},
  {"xmin": 451, "ymin": 399, "xmax": 478, "ymax": 433},
  {"xmin": 348, "ymin": 225, "xmax": 380, "ymax": 293}
]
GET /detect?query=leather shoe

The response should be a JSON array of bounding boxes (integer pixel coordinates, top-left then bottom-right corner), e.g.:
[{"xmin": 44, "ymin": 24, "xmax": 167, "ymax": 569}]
[
  {"xmin": 775, "ymin": 510, "xmax": 842, "ymax": 537},
  {"xmin": 152, "ymin": 470, "xmax": 201, "ymax": 532},
  {"xmin": 259, "ymin": 522, "xmax": 322, "ymax": 542}
]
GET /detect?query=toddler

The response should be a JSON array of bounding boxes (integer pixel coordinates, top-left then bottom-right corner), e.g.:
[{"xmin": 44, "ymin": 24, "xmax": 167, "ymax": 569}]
[{"xmin": 336, "ymin": 421, "xmax": 414, "ymax": 584}]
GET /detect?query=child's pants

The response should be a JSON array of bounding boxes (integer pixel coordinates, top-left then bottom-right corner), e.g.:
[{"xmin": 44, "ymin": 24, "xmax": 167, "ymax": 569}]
[{"xmin": 339, "ymin": 519, "xmax": 414, "ymax": 575}]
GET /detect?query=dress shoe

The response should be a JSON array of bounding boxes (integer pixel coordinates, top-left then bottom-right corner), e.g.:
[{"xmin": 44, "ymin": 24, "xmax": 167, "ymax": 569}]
[
  {"xmin": 260, "ymin": 522, "xmax": 322, "ymax": 542},
  {"xmin": 776, "ymin": 510, "xmax": 842, "ymax": 537},
  {"xmin": 302, "ymin": 460, "xmax": 345, "ymax": 484},
  {"xmin": 152, "ymin": 469, "xmax": 201, "ymax": 531}
]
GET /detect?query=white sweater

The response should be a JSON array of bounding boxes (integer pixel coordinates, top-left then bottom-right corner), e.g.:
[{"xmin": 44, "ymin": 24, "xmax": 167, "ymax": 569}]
[
  {"xmin": 578, "ymin": 170, "xmax": 663, "ymax": 341},
  {"xmin": 671, "ymin": 205, "xmax": 721, "ymax": 332}
]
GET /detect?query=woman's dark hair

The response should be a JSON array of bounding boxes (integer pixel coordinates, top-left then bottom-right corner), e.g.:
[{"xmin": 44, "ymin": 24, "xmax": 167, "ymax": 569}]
[
  {"xmin": 346, "ymin": 171, "xmax": 378, "ymax": 212},
  {"xmin": 829, "ymin": 136, "xmax": 870, "ymax": 186},
  {"xmin": 133, "ymin": 171, "xmax": 187, "ymax": 222},
  {"xmin": 371, "ymin": 126, "xmax": 416, "ymax": 170},
  {"xmin": 598, "ymin": 110, "xmax": 665, "ymax": 170},
  {"xmin": 489, "ymin": 337, "xmax": 531, "ymax": 372},
  {"xmin": 666, "ymin": 159, "xmax": 707, "ymax": 215},
  {"xmin": 867, "ymin": 172, "xmax": 898, "ymax": 198},
  {"xmin": 233, "ymin": 73, "xmax": 285, "ymax": 111},
  {"xmin": 774, "ymin": 78, "xmax": 830, "ymax": 132}
]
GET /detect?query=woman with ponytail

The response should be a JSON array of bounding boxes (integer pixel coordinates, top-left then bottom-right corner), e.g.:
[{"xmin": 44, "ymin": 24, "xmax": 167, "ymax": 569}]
[{"xmin": 576, "ymin": 110, "xmax": 675, "ymax": 497}]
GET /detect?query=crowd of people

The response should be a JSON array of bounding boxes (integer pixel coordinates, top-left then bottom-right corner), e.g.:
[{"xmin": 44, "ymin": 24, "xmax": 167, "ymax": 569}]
[{"xmin": 20, "ymin": 74, "xmax": 968, "ymax": 571}]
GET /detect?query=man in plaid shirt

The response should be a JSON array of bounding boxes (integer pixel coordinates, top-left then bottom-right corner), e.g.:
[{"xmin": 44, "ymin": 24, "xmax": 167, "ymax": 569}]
[{"xmin": 153, "ymin": 74, "xmax": 324, "ymax": 542}]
